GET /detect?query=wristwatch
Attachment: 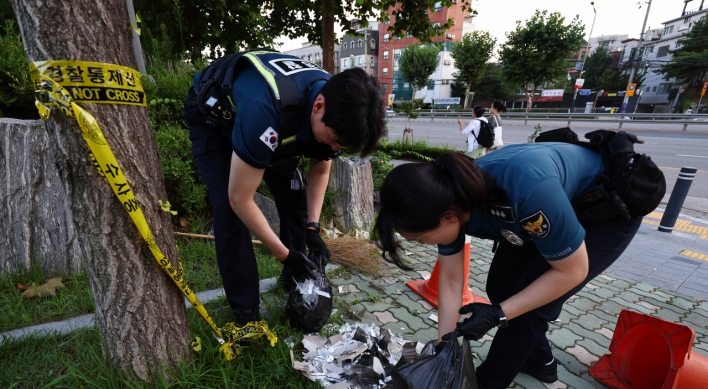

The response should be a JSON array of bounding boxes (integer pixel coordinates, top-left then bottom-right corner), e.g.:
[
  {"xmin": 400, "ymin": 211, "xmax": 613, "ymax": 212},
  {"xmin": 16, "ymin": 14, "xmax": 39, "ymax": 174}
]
[
  {"xmin": 306, "ymin": 222, "xmax": 321, "ymax": 232},
  {"xmin": 495, "ymin": 304, "xmax": 508, "ymax": 328}
]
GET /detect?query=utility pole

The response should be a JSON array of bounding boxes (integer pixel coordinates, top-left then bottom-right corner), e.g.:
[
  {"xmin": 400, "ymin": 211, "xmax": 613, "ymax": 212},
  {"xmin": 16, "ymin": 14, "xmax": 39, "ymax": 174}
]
[
  {"xmin": 620, "ymin": 0, "xmax": 653, "ymax": 113},
  {"xmin": 571, "ymin": 2, "xmax": 597, "ymax": 113}
]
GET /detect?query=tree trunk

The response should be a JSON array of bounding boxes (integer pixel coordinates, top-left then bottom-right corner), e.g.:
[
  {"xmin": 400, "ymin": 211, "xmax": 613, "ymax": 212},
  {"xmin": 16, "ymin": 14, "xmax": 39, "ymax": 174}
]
[
  {"xmin": 321, "ymin": 0, "xmax": 335, "ymax": 74},
  {"xmin": 525, "ymin": 82, "xmax": 535, "ymax": 113},
  {"xmin": 0, "ymin": 119, "xmax": 82, "ymax": 275},
  {"xmin": 10, "ymin": 0, "xmax": 190, "ymax": 381},
  {"xmin": 327, "ymin": 157, "xmax": 374, "ymax": 233},
  {"xmin": 464, "ymin": 83, "xmax": 472, "ymax": 109}
]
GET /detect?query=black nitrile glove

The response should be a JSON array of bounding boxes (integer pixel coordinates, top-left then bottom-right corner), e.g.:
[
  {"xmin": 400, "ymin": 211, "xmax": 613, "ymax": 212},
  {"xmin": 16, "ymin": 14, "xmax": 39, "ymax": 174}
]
[
  {"xmin": 306, "ymin": 229, "xmax": 330, "ymax": 267},
  {"xmin": 282, "ymin": 250, "xmax": 318, "ymax": 280},
  {"xmin": 442, "ymin": 303, "xmax": 501, "ymax": 342},
  {"xmin": 434, "ymin": 340, "xmax": 448, "ymax": 354}
]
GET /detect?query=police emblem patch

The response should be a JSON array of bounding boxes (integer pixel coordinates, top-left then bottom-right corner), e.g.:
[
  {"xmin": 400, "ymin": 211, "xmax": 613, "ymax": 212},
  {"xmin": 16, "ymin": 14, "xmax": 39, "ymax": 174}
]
[
  {"xmin": 260, "ymin": 127, "xmax": 278, "ymax": 151},
  {"xmin": 500, "ymin": 229, "xmax": 524, "ymax": 246},
  {"xmin": 520, "ymin": 210, "xmax": 551, "ymax": 238}
]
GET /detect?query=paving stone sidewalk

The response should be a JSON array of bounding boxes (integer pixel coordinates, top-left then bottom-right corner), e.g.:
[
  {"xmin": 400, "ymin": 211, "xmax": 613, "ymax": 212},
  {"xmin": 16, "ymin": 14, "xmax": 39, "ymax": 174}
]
[{"xmin": 329, "ymin": 214, "xmax": 708, "ymax": 389}]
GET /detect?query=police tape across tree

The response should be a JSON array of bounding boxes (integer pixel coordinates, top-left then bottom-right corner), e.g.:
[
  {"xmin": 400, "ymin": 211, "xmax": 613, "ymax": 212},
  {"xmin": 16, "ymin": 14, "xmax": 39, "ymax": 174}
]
[{"xmin": 29, "ymin": 61, "xmax": 277, "ymax": 361}]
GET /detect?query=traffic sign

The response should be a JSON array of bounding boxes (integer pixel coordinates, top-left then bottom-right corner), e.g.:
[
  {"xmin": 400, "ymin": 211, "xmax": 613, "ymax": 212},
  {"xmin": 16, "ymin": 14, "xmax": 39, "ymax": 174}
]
[
  {"xmin": 627, "ymin": 83, "xmax": 637, "ymax": 97},
  {"xmin": 679, "ymin": 88, "xmax": 685, "ymax": 94},
  {"xmin": 579, "ymin": 90, "xmax": 591, "ymax": 96},
  {"xmin": 574, "ymin": 78, "xmax": 585, "ymax": 89},
  {"xmin": 702, "ymin": 82, "xmax": 708, "ymax": 97}
]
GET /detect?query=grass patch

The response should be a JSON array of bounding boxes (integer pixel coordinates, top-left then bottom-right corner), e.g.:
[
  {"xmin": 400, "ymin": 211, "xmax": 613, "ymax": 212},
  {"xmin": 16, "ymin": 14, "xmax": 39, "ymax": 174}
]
[
  {"xmin": 1, "ymin": 239, "xmax": 282, "ymax": 333},
  {"xmin": 0, "ymin": 297, "xmax": 320, "ymax": 389},
  {"xmin": 0, "ymin": 264, "xmax": 94, "ymax": 333}
]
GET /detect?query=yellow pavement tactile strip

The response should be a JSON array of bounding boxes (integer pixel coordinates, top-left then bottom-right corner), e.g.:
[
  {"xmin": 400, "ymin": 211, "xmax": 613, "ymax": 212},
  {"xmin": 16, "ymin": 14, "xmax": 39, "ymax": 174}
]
[
  {"xmin": 679, "ymin": 250, "xmax": 708, "ymax": 262},
  {"xmin": 641, "ymin": 217, "xmax": 708, "ymax": 240}
]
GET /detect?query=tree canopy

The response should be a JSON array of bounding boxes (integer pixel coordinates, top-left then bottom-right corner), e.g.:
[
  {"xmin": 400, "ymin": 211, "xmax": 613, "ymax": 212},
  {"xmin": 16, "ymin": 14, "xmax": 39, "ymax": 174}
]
[
  {"xmin": 658, "ymin": 16, "xmax": 708, "ymax": 97},
  {"xmin": 499, "ymin": 10, "xmax": 585, "ymax": 110},
  {"xmin": 398, "ymin": 44, "xmax": 440, "ymax": 98},
  {"xmin": 134, "ymin": 0, "xmax": 475, "ymax": 62},
  {"xmin": 463, "ymin": 63, "xmax": 517, "ymax": 102},
  {"xmin": 135, "ymin": 0, "xmax": 278, "ymax": 60},
  {"xmin": 596, "ymin": 66, "xmax": 645, "ymax": 92},
  {"xmin": 582, "ymin": 45, "xmax": 612, "ymax": 90},
  {"xmin": 451, "ymin": 31, "xmax": 496, "ymax": 108}
]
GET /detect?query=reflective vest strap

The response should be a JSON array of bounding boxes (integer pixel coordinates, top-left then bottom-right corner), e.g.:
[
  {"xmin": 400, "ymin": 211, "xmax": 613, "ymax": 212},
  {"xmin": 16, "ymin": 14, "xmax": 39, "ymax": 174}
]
[{"xmin": 242, "ymin": 53, "xmax": 280, "ymax": 100}]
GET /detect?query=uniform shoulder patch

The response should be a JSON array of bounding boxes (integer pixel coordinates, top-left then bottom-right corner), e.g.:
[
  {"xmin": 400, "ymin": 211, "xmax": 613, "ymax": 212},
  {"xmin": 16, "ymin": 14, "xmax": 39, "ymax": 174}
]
[
  {"xmin": 520, "ymin": 210, "xmax": 551, "ymax": 238},
  {"xmin": 260, "ymin": 127, "xmax": 278, "ymax": 151}
]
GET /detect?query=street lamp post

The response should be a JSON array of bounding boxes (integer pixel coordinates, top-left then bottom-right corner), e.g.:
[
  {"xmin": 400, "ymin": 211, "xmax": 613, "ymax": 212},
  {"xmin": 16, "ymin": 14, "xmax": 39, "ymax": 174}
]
[
  {"xmin": 620, "ymin": 0, "xmax": 653, "ymax": 113},
  {"xmin": 570, "ymin": 2, "xmax": 597, "ymax": 113}
]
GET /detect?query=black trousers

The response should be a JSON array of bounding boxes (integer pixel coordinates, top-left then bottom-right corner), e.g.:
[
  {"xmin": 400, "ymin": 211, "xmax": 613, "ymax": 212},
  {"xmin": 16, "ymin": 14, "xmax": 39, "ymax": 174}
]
[
  {"xmin": 189, "ymin": 125, "xmax": 307, "ymax": 313},
  {"xmin": 478, "ymin": 216, "xmax": 642, "ymax": 389}
]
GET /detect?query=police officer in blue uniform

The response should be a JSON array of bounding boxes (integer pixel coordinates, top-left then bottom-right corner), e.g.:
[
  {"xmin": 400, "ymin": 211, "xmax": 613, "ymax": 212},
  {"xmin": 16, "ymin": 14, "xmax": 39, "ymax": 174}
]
[
  {"xmin": 373, "ymin": 143, "xmax": 642, "ymax": 388},
  {"xmin": 184, "ymin": 50, "xmax": 386, "ymax": 326}
]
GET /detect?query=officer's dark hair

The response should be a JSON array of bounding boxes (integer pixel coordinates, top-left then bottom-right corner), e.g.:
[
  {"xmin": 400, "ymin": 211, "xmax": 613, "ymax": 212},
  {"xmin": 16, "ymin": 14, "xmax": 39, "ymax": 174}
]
[
  {"xmin": 372, "ymin": 152, "xmax": 492, "ymax": 270},
  {"xmin": 492, "ymin": 101, "xmax": 507, "ymax": 113},
  {"xmin": 473, "ymin": 105, "xmax": 485, "ymax": 118},
  {"xmin": 320, "ymin": 67, "xmax": 387, "ymax": 156}
]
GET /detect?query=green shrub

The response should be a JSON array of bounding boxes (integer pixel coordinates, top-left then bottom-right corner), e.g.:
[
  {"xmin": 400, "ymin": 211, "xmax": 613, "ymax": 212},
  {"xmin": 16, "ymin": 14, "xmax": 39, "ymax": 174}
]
[
  {"xmin": 379, "ymin": 138, "xmax": 459, "ymax": 161},
  {"xmin": 153, "ymin": 123, "xmax": 208, "ymax": 216},
  {"xmin": 143, "ymin": 57, "xmax": 204, "ymax": 127},
  {"xmin": 370, "ymin": 151, "xmax": 393, "ymax": 191},
  {"xmin": 0, "ymin": 20, "xmax": 37, "ymax": 119}
]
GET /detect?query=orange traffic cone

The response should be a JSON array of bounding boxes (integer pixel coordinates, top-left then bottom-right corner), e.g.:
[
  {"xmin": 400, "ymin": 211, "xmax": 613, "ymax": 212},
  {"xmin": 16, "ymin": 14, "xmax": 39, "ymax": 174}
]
[
  {"xmin": 589, "ymin": 309, "xmax": 708, "ymax": 389},
  {"xmin": 406, "ymin": 235, "xmax": 490, "ymax": 308}
]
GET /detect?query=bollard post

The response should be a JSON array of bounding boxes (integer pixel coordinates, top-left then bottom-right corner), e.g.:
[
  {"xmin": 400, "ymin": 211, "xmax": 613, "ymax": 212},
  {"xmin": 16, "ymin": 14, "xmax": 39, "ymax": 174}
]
[{"xmin": 658, "ymin": 167, "xmax": 698, "ymax": 232}]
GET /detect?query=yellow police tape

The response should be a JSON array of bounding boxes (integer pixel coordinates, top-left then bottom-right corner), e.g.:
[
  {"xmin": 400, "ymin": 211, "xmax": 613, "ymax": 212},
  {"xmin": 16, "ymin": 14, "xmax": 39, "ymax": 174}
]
[{"xmin": 29, "ymin": 61, "xmax": 277, "ymax": 360}]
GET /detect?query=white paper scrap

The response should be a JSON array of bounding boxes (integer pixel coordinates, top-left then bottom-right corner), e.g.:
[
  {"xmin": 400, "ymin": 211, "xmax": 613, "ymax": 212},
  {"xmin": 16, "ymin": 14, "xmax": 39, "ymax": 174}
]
[
  {"xmin": 304, "ymin": 335, "xmax": 328, "ymax": 348},
  {"xmin": 415, "ymin": 341, "xmax": 425, "ymax": 354},
  {"xmin": 429, "ymin": 314, "xmax": 438, "ymax": 323},
  {"xmin": 373, "ymin": 357, "xmax": 385, "ymax": 376}
]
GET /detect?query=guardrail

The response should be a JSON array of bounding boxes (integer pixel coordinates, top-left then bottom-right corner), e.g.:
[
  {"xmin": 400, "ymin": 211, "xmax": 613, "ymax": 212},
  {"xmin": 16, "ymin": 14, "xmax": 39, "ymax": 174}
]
[{"xmin": 393, "ymin": 112, "xmax": 708, "ymax": 130}]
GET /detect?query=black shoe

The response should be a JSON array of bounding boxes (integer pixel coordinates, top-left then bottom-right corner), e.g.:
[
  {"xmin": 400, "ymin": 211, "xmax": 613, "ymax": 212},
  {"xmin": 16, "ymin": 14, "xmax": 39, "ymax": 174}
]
[
  {"xmin": 520, "ymin": 358, "xmax": 558, "ymax": 383},
  {"xmin": 234, "ymin": 308, "xmax": 260, "ymax": 327}
]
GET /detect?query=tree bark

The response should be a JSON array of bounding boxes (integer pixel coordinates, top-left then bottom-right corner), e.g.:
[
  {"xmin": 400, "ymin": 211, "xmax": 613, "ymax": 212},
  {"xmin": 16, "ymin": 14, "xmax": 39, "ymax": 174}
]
[
  {"xmin": 10, "ymin": 0, "xmax": 190, "ymax": 380},
  {"xmin": 464, "ymin": 83, "xmax": 471, "ymax": 109},
  {"xmin": 0, "ymin": 119, "xmax": 82, "ymax": 275},
  {"xmin": 321, "ymin": 0, "xmax": 335, "ymax": 74},
  {"xmin": 327, "ymin": 157, "xmax": 374, "ymax": 233}
]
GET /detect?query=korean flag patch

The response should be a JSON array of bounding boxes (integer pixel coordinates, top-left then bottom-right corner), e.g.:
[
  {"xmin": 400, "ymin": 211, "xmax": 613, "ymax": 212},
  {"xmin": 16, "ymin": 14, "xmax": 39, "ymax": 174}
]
[
  {"xmin": 260, "ymin": 127, "xmax": 279, "ymax": 151},
  {"xmin": 520, "ymin": 210, "xmax": 551, "ymax": 238}
]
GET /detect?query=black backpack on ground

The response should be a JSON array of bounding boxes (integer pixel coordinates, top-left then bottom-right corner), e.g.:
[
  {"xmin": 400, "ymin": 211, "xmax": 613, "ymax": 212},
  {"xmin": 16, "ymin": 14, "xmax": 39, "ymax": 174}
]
[
  {"xmin": 535, "ymin": 128, "xmax": 666, "ymax": 223},
  {"xmin": 473, "ymin": 118, "xmax": 495, "ymax": 148}
]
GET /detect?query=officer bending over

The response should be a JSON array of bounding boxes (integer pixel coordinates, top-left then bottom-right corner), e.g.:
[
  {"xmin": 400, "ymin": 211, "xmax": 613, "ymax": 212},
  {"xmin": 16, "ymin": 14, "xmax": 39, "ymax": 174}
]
[
  {"xmin": 373, "ymin": 144, "xmax": 642, "ymax": 388},
  {"xmin": 183, "ymin": 50, "xmax": 386, "ymax": 326}
]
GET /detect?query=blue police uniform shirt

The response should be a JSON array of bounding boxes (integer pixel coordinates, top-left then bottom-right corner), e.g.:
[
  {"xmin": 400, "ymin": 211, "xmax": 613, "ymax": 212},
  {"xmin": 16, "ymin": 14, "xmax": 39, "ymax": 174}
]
[
  {"xmin": 191, "ymin": 64, "xmax": 328, "ymax": 169},
  {"xmin": 438, "ymin": 143, "xmax": 604, "ymax": 261}
]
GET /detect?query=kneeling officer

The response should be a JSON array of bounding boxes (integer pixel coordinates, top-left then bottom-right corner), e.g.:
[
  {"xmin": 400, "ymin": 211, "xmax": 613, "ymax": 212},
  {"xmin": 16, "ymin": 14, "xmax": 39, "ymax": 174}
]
[{"xmin": 183, "ymin": 49, "xmax": 386, "ymax": 325}]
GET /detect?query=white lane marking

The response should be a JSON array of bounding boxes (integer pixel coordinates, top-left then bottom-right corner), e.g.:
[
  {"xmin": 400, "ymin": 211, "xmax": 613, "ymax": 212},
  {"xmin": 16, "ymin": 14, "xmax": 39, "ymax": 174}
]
[{"xmin": 677, "ymin": 154, "xmax": 708, "ymax": 158}]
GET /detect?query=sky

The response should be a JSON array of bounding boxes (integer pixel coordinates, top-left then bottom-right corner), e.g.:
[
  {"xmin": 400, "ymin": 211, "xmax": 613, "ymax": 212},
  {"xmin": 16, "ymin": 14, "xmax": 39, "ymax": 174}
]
[{"xmin": 276, "ymin": 0, "xmax": 694, "ymax": 52}]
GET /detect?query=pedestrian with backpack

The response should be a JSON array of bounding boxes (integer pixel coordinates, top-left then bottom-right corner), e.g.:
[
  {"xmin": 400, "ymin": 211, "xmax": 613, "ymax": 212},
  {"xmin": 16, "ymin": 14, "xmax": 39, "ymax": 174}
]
[
  {"xmin": 182, "ymin": 49, "xmax": 386, "ymax": 327},
  {"xmin": 458, "ymin": 105, "xmax": 494, "ymax": 158}
]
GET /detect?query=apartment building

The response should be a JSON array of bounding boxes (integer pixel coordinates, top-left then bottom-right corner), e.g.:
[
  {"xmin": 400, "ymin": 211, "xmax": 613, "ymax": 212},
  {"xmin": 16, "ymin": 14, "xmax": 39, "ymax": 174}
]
[{"xmin": 378, "ymin": 1, "xmax": 475, "ymax": 104}]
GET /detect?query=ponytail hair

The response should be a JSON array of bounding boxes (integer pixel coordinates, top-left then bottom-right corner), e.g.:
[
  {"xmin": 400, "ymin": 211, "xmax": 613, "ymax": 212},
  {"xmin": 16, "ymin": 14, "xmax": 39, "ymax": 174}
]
[
  {"xmin": 373, "ymin": 152, "xmax": 490, "ymax": 269},
  {"xmin": 492, "ymin": 101, "xmax": 507, "ymax": 113}
]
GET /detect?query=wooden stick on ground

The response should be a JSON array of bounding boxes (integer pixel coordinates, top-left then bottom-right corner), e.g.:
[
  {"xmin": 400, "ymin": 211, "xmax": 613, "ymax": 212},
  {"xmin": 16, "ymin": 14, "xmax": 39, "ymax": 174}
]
[{"xmin": 174, "ymin": 232, "xmax": 263, "ymax": 245}]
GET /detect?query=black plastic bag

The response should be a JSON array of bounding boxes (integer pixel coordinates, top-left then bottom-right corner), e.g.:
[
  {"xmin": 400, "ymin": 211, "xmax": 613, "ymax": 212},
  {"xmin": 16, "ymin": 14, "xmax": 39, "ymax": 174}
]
[
  {"xmin": 391, "ymin": 330, "xmax": 477, "ymax": 389},
  {"xmin": 284, "ymin": 251, "xmax": 333, "ymax": 332}
]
